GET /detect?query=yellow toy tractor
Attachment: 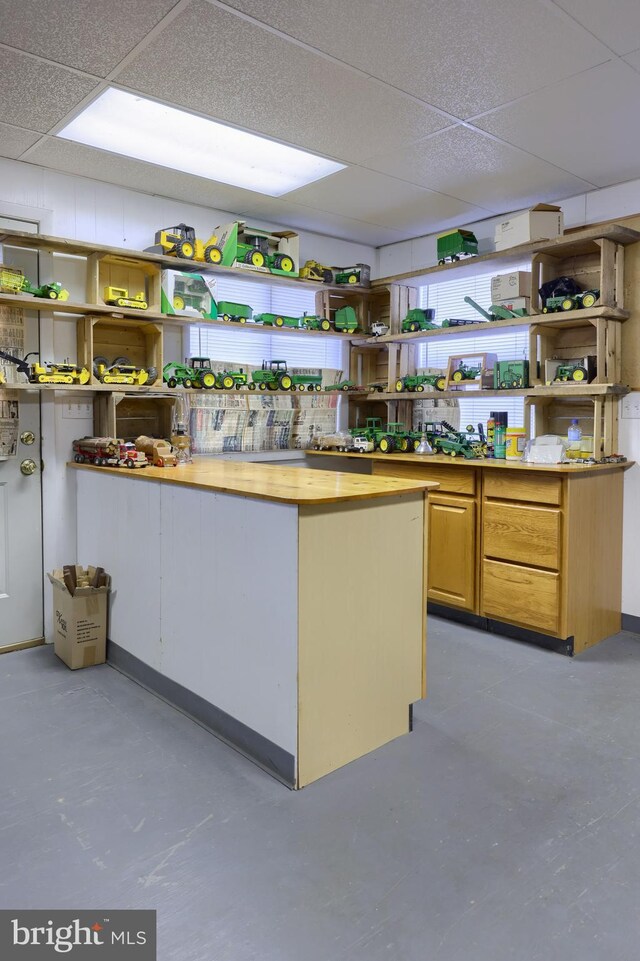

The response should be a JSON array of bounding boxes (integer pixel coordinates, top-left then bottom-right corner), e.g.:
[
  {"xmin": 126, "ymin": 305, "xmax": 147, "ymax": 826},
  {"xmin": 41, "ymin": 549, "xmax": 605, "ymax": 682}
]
[{"xmin": 145, "ymin": 224, "xmax": 223, "ymax": 264}]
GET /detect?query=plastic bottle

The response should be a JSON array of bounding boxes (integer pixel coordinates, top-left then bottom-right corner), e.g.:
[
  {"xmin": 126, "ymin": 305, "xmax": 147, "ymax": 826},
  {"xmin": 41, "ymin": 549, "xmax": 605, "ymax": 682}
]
[{"xmin": 567, "ymin": 418, "xmax": 582, "ymax": 460}]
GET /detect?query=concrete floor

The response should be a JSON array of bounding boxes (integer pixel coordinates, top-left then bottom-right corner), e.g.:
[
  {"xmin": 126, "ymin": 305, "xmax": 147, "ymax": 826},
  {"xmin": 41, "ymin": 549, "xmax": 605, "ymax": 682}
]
[{"xmin": 2, "ymin": 619, "xmax": 640, "ymax": 961}]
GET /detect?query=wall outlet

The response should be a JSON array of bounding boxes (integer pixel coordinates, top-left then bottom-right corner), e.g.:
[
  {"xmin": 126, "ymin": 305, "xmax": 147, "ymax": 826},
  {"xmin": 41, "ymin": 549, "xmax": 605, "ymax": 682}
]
[
  {"xmin": 621, "ymin": 393, "xmax": 640, "ymax": 419},
  {"xmin": 62, "ymin": 401, "xmax": 93, "ymax": 420}
]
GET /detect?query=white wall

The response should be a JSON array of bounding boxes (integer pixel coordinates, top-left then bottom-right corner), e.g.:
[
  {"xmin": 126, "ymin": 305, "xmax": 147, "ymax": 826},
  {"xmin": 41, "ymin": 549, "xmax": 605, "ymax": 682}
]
[
  {"xmin": 375, "ymin": 179, "xmax": 640, "ymax": 620},
  {"xmin": 0, "ymin": 157, "xmax": 375, "ymax": 640}
]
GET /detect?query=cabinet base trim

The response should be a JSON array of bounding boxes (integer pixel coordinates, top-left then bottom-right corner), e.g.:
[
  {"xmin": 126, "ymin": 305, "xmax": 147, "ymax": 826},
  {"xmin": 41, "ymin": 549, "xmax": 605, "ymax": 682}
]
[
  {"xmin": 108, "ymin": 641, "xmax": 296, "ymax": 787},
  {"xmin": 427, "ymin": 604, "xmax": 575, "ymax": 656},
  {"xmin": 622, "ymin": 613, "xmax": 640, "ymax": 635}
]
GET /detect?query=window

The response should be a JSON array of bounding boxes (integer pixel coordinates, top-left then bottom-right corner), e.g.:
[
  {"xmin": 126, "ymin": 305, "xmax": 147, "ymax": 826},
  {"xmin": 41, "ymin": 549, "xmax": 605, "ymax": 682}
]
[
  {"xmin": 188, "ymin": 277, "xmax": 344, "ymax": 453},
  {"xmin": 418, "ymin": 266, "xmax": 529, "ymax": 429}
]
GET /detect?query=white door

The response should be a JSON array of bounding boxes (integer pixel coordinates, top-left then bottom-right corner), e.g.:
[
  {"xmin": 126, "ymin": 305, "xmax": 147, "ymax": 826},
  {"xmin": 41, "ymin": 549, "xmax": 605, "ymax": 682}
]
[{"xmin": 0, "ymin": 221, "xmax": 44, "ymax": 650}]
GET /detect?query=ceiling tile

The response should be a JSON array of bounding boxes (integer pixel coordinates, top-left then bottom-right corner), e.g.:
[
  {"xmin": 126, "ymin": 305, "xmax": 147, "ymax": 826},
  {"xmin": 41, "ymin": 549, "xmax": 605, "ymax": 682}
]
[
  {"xmin": 362, "ymin": 126, "xmax": 594, "ymax": 209},
  {"xmin": 475, "ymin": 61, "xmax": 640, "ymax": 187},
  {"xmin": 624, "ymin": 49, "xmax": 640, "ymax": 73},
  {"xmin": 0, "ymin": 122, "xmax": 41, "ymax": 159},
  {"xmin": 116, "ymin": 0, "xmax": 449, "ymax": 164},
  {"xmin": 552, "ymin": 0, "xmax": 640, "ymax": 56},
  {"xmin": 283, "ymin": 167, "xmax": 489, "ymax": 233},
  {"xmin": 0, "ymin": 0, "xmax": 180, "ymax": 76},
  {"xmin": 220, "ymin": 0, "xmax": 611, "ymax": 117},
  {"xmin": 0, "ymin": 49, "xmax": 99, "ymax": 133},
  {"xmin": 21, "ymin": 138, "xmax": 400, "ymax": 245}
]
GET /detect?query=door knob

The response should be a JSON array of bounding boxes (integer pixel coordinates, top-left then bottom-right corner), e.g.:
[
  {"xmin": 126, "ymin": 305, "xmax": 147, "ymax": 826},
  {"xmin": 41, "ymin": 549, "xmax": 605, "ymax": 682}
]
[
  {"xmin": 20, "ymin": 458, "xmax": 37, "ymax": 476},
  {"xmin": 20, "ymin": 430, "xmax": 36, "ymax": 445}
]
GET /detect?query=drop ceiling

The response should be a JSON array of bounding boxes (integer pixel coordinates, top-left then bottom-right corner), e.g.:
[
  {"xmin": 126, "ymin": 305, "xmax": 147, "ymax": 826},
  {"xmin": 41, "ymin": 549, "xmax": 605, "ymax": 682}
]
[{"xmin": 1, "ymin": 0, "xmax": 640, "ymax": 245}]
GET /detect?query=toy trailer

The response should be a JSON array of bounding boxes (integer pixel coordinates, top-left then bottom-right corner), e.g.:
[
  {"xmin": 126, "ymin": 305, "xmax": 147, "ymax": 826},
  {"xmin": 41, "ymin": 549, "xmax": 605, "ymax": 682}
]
[
  {"xmin": 254, "ymin": 313, "xmax": 301, "ymax": 329},
  {"xmin": 437, "ymin": 229, "xmax": 478, "ymax": 265},
  {"xmin": 395, "ymin": 373, "xmax": 446, "ymax": 392},
  {"xmin": 290, "ymin": 369, "xmax": 322, "ymax": 391},
  {"xmin": 216, "ymin": 300, "xmax": 253, "ymax": 323}
]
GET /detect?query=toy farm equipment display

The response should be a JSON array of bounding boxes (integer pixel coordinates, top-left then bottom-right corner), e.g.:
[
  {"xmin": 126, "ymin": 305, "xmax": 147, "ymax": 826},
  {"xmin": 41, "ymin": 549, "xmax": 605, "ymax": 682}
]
[
  {"xmin": 254, "ymin": 312, "xmax": 300, "ymax": 329},
  {"xmin": 401, "ymin": 308, "xmax": 437, "ymax": 333},
  {"xmin": 94, "ymin": 360, "xmax": 149, "ymax": 386},
  {"xmin": 553, "ymin": 363, "xmax": 590, "ymax": 383},
  {"xmin": 135, "ymin": 435, "xmax": 177, "ymax": 467},
  {"xmin": 494, "ymin": 360, "xmax": 529, "ymax": 389},
  {"xmin": 216, "ymin": 300, "xmax": 253, "ymax": 324},
  {"xmin": 212, "ymin": 221, "xmax": 298, "ymax": 276},
  {"xmin": 146, "ymin": 224, "xmax": 223, "ymax": 264},
  {"xmin": 163, "ymin": 357, "xmax": 216, "ymax": 389},
  {"xmin": 437, "ymin": 229, "xmax": 478, "ymax": 265},
  {"xmin": 463, "ymin": 296, "xmax": 528, "ymax": 321},
  {"xmin": 0, "ymin": 264, "xmax": 69, "ymax": 300},
  {"xmin": 103, "ymin": 286, "xmax": 148, "ymax": 310},
  {"xmin": 72, "ymin": 437, "xmax": 148, "ymax": 468},
  {"xmin": 395, "ymin": 373, "xmax": 446, "ymax": 393},
  {"xmin": 334, "ymin": 264, "xmax": 370, "ymax": 287},
  {"xmin": 300, "ymin": 261, "xmax": 334, "ymax": 283},
  {"xmin": 333, "ymin": 306, "xmax": 359, "ymax": 333},
  {"xmin": 251, "ymin": 360, "xmax": 294, "ymax": 391},
  {"xmin": 0, "ymin": 349, "xmax": 90, "ymax": 385}
]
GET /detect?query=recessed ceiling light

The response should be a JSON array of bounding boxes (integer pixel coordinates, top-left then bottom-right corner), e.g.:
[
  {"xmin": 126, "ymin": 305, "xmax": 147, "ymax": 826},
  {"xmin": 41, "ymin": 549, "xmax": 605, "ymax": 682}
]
[{"xmin": 57, "ymin": 88, "xmax": 346, "ymax": 197}]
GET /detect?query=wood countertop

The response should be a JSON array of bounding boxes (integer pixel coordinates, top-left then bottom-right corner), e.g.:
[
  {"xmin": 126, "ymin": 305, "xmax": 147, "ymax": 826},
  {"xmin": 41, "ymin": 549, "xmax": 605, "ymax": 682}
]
[
  {"xmin": 305, "ymin": 451, "xmax": 634, "ymax": 474},
  {"xmin": 69, "ymin": 459, "xmax": 438, "ymax": 505}
]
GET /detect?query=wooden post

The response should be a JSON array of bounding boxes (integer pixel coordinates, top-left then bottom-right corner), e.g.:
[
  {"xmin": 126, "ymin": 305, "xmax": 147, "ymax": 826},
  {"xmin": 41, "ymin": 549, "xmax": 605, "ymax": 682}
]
[{"xmin": 596, "ymin": 238, "xmax": 616, "ymax": 306}]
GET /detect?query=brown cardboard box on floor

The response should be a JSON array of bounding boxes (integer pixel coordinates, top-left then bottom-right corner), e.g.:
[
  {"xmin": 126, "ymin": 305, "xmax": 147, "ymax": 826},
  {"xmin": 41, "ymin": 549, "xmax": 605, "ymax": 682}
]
[{"xmin": 48, "ymin": 566, "xmax": 111, "ymax": 669}]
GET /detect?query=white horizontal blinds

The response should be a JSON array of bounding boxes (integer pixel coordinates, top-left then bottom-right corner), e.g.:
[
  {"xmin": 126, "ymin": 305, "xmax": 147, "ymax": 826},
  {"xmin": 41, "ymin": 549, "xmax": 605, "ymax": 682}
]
[{"xmin": 418, "ymin": 265, "xmax": 529, "ymax": 428}]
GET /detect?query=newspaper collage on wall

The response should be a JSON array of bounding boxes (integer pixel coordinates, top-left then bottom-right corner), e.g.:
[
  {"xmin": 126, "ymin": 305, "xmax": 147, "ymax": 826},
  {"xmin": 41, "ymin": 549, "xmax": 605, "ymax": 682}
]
[{"xmin": 0, "ymin": 305, "xmax": 22, "ymax": 458}]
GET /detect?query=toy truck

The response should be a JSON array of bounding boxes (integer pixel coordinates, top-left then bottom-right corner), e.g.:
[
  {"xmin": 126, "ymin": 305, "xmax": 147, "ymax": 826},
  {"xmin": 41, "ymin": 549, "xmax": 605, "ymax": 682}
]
[
  {"xmin": 103, "ymin": 286, "xmax": 148, "ymax": 310},
  {"xmin": 395, "ymin": 373, "xmax": 446, "ymax": 393},
  {"xmin": 72, "ymin": 437, "xmax": 148, "ymax": 468},
  {"xmin": 494, "ymin": 360, "xmax": 529, "ymax": 389},
  {"xmin": 370, "ymin": 321, "xmax": 390, "ymax": 337},
  {"xmin": 146, "ymin": 224, "xmax": 223, "ymax": 264},
  {"xmin": 401, "ymin": 308, "xmax": 437, "ymax": 333},
  {"xmin": 437, "ymin": 229, "xmax": 478, "ymax": 265},
  {"xmin": 163, "ymin": 357, "xmax": 216, "ymax": 389},
  {"xmin": 216, "ymin": 300, "xmax": 253, "ymax": 323},
  {"xmin": 253, "ymin": 313, "xmax": 300, "ymax": 329},
  {"xmin": 135, "ymin": 435, "xmax": 177, "ymax": 467},
  {"xmin": 349, "ymin": 418, "xmax": 411, "ymax": 454},
  {"xmin": 300, "ymin": 261, "xmax": 334, "ymax": 283},
  {"xmin": 333, "ymin": 306, "xmax": 359, "ymax": 333}
]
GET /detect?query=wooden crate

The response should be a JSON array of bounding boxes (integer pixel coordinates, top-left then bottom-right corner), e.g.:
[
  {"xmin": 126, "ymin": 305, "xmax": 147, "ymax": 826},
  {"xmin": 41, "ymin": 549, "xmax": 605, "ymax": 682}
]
[
  {"xmin": 94, "ymin": 393, "xmax": 176, "ymax": 441},
  {"xmin": 77, "ymin": 315, "xmax": 163, "ymax": 386},
  {"xmin": 529, "ymin": 237, "xmax": 624, "ymax": 312},
  {"xmin": 86, "ymin": 252, "xmax": 162, "ymax": 312},
  {"xmin": 524, "ymin": 394, "xmax": 619, "ymax": 457},
  {"xmin": 528, "ymin": 317, "xmax": 622, "ymax": 386}
]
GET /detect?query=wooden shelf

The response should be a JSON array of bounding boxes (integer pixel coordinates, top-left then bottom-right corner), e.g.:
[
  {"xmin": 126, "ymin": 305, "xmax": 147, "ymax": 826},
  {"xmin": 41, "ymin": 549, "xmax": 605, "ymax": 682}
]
[
  {"xmin": 372, "ymin": 223, "xmax": 640, "ymax": 288},
  {"xmin": 0, "ymin": 226, "xmax": 347, "ymax": 293},
  {"xmin": 0, "ymin": 382, "xmax": 333, "ymax": 397},
  {"xmin": 0, "ymin": 291, "xmax": 353, "ymax": 337},
  {"xmin": 361, "ymin": 306, "xmax": 630, "ymax": 346},
  {"xmin": 356, "ymin": 384, "xmax": 629, "ymax": 401}
]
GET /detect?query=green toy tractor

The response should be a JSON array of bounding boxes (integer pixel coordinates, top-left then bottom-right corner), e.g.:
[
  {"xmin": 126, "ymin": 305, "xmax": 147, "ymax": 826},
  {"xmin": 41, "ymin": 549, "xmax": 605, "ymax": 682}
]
[
  {"xmin": 251, "ymin": 360, "xmax": 294, "ymax": 391},
  {"xmin": 163, "ymin": 357, "xmax": 216, "ymax": 389},
  {"xmin": 214, "ymin": 368, "xmax": 249, "ymax": 389},
  {"xmin": 395, "ymin": 373, "xmax": 446, "ymax": 392},
  {"xmin": 553, "ymin": 363, "xmax": 589, "ymax": 383}
]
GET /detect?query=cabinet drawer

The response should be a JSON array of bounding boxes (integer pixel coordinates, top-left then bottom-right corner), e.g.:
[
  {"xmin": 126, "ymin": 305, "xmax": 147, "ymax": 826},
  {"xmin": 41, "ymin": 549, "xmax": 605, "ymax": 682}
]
[
  {"xmin": 482, "ymin": 559, "xmax": 561, "ymax": 635},
  {"xmin": 483, "ymin": 501, "xmax": 561, "ymax": 570},
  {"xmin": 373, "ymin": 462, "xmax": 476, "ymax": 495},
  {"xmin": 483, "ymin": 472, "xmax": 561, "ymax": 505}
]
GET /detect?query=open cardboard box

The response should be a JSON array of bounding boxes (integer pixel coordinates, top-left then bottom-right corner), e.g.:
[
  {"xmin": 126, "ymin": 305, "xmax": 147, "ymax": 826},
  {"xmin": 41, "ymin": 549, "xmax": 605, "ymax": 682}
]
[{"xmin": 48, "ymin": 566, "xmax": 111, "ymax": 670}]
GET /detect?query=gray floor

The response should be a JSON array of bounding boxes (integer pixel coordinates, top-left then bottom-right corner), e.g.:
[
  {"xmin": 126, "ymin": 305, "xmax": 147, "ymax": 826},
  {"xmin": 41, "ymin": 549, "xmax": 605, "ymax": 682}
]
[{"xmin": 3, "ymin": 620, "xmax": 640, "ymax": 961}]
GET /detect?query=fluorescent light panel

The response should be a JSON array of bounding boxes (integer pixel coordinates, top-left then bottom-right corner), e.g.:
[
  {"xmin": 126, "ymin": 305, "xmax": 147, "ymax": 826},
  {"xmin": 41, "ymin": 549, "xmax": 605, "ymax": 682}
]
[{"xmin": 57, "ymin": 88, "xmax": 346, "ymax": 197}]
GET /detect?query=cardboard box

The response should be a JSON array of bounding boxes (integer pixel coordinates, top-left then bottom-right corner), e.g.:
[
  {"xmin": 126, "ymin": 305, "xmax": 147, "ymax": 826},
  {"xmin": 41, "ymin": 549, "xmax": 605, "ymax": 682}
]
[
  {"xmin": 161, "ymin": 270, "xmax": 217, "ymax": 318},
  {"xmin": 497, "ymin": 296, "xmax": 530, "ymax": 313},
  {"xmin": 48, "ymin": 567, "xmax": 111, "ymax": 670},
  {"xmin": 213, "ymin": 221, "xmax": 300, "ymax": 277},
  {"xmin": 494, "ymin": 204, "xmax": 563, "ymax": 250},
  {"xmin": 491, "ymin": 271, "xmax": 531, "ymax": 303}
]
